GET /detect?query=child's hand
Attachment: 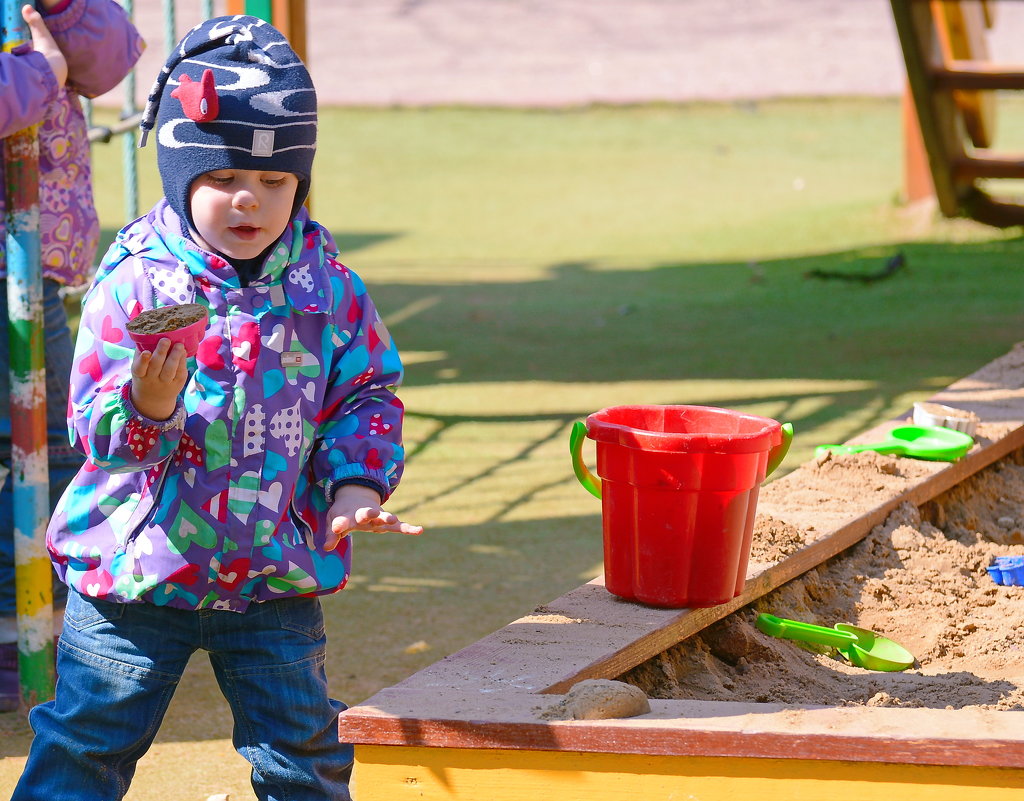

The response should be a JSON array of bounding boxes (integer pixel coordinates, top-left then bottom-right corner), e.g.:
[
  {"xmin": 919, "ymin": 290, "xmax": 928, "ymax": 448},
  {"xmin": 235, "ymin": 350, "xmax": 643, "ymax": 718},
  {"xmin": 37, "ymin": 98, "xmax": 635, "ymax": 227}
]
[
  {"xmin": 325, "ymin": 483, "xmax": 423, "ymax": 551},
  {"xmin": 23, "ymin": 5, "xmax": 66, "ymax": 89},
  {"xmin": 130, "ymin": 339, "xmax": 189, "ymax": 422}
]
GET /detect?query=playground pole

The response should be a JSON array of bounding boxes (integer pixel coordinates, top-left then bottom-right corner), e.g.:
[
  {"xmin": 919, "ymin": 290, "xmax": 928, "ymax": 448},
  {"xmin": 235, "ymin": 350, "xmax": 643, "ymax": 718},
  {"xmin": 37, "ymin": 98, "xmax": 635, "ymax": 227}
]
[
  {"xmin": 3, "ymin": 0, "xmax": 55, "ymax": 709},
  {"xmin": 224, "ymin": 0, "xmax": 307, "ymax": 92}
]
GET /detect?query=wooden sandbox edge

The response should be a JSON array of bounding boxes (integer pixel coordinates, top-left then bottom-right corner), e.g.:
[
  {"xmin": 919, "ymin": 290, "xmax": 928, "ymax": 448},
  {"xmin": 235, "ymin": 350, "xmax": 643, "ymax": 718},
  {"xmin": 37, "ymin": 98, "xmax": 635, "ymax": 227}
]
[
  {"xmin": 338, "ymin": 688, "xmax": 1024, "ymax": 769},
  {"xmin": 338, "ymin": 345, "xmax": 1024, "ymax": 765},
  {"xmin": 362, "ymin": 414, "xmax": 1024, "ymax": 701}
]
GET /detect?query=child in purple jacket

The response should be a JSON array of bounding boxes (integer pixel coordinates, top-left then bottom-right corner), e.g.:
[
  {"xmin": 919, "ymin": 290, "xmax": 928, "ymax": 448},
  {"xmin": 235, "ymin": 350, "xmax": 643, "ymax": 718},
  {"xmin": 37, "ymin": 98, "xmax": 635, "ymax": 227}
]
[
  {"xmin": 13, "ymin": 15, "xmax": 421, "ymax": 801},
  {"xmin": 0, "ymin": 0, "xmax": 143, "ymax": 711}
]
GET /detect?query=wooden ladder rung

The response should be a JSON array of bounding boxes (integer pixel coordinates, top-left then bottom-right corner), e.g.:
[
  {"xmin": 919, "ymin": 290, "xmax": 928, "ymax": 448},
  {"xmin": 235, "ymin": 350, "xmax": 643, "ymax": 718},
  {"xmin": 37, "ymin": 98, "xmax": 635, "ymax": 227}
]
[
  {"xmin": 953, "ymin": 152, "xmax": 1024, "ymax": 180},
  {"xmin": 932, "ymin": 60, "xmax": 1024, "ymax": 90}
]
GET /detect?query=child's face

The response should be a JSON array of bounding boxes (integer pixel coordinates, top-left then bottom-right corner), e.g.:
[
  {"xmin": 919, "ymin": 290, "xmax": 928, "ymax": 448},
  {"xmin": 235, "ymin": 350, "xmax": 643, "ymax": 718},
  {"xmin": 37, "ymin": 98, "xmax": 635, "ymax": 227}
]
[{"xmin": 189, "ymin": 169, "xmax": 299, "ymax": 260}]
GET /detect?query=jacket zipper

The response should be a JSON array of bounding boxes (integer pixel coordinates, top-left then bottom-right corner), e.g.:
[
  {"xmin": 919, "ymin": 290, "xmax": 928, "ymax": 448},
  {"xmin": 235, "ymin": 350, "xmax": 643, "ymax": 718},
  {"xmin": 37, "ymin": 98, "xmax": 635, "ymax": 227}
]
[
  {"xmin": 290, "ymin": 498, "xmax": 316, "ymax": 550},
  {"xmin": 118, "ymin": 462, "xmax": 171, "ymax": 553}
]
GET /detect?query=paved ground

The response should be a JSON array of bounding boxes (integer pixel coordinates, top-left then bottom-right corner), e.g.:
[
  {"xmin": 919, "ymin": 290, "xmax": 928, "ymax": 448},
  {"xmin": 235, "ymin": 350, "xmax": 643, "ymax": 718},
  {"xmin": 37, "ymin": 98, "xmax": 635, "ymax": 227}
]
[{"xmin": 102, "ymin": 0, "xmax": 1024, "ymax": 108}]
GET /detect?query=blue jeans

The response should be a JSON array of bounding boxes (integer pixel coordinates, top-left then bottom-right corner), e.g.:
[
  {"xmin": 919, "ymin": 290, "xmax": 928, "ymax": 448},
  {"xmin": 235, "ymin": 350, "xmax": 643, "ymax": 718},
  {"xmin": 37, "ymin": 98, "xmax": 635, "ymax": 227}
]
[
  {"xmin": 0, "ymin": 278, "xmax": 83, "ymax": 616},
  {"xmin": 13, "ymin": 591, "xmax": 353, "ymax": 801}
]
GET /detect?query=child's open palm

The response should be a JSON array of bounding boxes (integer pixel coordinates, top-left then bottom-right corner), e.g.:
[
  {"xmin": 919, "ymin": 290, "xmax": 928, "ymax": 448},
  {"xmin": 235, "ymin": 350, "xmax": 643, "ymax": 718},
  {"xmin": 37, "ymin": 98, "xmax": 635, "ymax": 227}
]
[{"xmin": 325, "ymin": 484, "xmax": 423, "ymax": 551}]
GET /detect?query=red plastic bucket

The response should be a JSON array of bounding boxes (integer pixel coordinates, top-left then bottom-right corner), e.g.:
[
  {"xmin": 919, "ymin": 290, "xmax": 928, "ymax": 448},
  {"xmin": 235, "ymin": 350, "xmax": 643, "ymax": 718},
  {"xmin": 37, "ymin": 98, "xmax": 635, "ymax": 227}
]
[{"xmin": 570, "ymin": 405, "xmax": 791, "ymax": 608}]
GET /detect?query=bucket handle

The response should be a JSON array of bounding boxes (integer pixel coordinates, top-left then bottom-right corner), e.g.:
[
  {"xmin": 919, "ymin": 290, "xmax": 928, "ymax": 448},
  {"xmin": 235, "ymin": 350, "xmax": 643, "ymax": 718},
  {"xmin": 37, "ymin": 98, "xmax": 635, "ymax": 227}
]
[
  {"xmin": 766, "ymin": 422, "xmax": 794, "ymax": 475},
  {"xmin": 570, "ymin": 421, "xmax": 603, "ymax": 499},
  {"xmin": 570, "ymin": 420, "xmax": 794, "ymax": 500}
]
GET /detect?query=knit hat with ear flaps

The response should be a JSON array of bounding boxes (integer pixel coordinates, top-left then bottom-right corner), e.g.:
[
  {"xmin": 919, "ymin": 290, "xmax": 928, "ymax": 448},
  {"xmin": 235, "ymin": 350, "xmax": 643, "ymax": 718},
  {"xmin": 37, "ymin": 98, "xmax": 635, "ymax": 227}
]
[{"xmin": 139, "ymin": 15, "xmax": 317, "ymax": 232}]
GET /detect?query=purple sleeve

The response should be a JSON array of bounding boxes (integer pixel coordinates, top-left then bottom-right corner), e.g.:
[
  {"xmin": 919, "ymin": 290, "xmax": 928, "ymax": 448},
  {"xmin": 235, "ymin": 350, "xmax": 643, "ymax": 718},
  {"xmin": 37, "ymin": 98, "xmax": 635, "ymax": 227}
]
[
  {"xmin": 0, "ymin": 48, "xmax": 58, "ymax": 139},
  {"xmin": 45, "ymin": 0, "xmax": 144, "ymax": 99},
  {"xmin": 69, "ymin": 249, "xmax": 185, "ymax": 473},
  {"xmin": 314, "ymin": 265, "xmax": 406, "ymax": 503}
]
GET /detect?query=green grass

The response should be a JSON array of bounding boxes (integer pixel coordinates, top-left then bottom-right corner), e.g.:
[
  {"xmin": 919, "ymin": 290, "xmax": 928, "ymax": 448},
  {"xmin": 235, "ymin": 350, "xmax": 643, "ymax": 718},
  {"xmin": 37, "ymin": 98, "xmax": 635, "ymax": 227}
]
[
  {"xmin": 94, "ymin": 100, "xmax": 921, "ymax": 266},
  {"xmin": 85, "ymin": 96, "xmax": 1024, "ymax": 649},
  {"xmin": 84, "ymin": 96, "xmax": 1024, "ymax": 676},
  {"xmin": 9, "ymin": 97, "xmax": 1019, "ymax": 798}
]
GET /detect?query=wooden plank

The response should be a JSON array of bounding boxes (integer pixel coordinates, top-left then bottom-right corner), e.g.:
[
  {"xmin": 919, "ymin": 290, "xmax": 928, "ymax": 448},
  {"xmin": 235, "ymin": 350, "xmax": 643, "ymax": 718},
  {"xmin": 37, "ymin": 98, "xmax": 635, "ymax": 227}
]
[
  {"xmin": 891, "ymin": 0, "xmax": 968, "ymax": 217},
  {"xmin": 350, "ymin": 744, "xmax": 1024, "ymax": 801},
  {"xmin": 962, "ymin": 188, "xmax": 1024, "ymax": 227},
  {"xmin": 932, "ymin": 0, "xmax": 996, "ymax": 148},
  {"xmin": 932, "ymin": 61, "xmax": 1024, "ymax": 90},
  {"xmin": 271, "ymin": 0, "xmax": 307, "ymax": 64},
  {"xmin": 339, "ymin": 690, "xmax": 1024, "ymax": 768},
  {"xmin": 903, "ymin": 84, "xmax": 937, "ymax": 204},
  {"xmin": 954, "ymin": 152, "xmax": 1024, "ymax": 180},
  {"xmin": 245, "ymin": 0, "xmax": 273, "ymax": 20}
]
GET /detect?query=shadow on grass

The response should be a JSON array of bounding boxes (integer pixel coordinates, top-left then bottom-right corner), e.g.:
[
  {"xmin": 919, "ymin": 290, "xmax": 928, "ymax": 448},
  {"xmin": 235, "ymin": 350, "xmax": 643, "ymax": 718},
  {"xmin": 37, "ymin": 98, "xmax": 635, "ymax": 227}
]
[
  {"xmin": 380, "ymin": 239, "xmax": 1024, "ymax": 387},
  {"xmin": 369, "ymin": 235, "xmax": 1024, "ymax": 467},
  {"xmin": 93, "ymin": 225, "xmax": 1024, "ymax": 420}
]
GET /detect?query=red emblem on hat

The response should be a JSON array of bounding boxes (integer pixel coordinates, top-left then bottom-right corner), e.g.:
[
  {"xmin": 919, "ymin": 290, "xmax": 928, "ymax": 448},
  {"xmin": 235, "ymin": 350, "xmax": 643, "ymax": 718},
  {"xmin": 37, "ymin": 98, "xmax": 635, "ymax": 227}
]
[{"xmin": 171, "ymin": 68, "xmax": 220, "ymax": 122}]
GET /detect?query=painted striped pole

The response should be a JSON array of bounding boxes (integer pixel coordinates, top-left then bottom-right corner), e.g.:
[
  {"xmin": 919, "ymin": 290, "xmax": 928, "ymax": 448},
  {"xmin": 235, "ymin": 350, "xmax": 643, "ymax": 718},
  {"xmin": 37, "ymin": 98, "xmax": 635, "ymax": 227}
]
[{"xmin": 3, "ymin": 0, "xmax": 55, "ymax": 709}]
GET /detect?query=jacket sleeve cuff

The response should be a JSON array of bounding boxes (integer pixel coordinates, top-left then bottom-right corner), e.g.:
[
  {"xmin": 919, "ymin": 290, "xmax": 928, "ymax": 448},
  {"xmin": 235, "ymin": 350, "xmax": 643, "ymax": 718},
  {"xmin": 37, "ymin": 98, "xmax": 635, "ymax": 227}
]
[
  {"xmin": 40, "ymin": 0, "xmax": 75, "ymax": 17},
  {"xmin": 22, "ymin": 49, "xmax": 59, "ymax": 105},
  {"xmin": 120, "ymin": 380, "xmax": 186, "ymax": 432},
  {"xmin": 325, "ymin": 476, "xmax": 389, "ymax": 505},
  {"xmin": 37, "ymin": 0, "xmax": 85, "ymax": 32},
  {"xmin": 30, "ymin": 49, "xmax": 59, "ymax": 103}
]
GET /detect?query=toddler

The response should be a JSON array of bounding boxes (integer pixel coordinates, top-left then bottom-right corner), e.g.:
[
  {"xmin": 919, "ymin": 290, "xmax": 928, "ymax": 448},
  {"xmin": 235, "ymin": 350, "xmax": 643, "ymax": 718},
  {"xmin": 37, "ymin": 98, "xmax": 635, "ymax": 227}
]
[{"xmin": 12, "ymin": 15, "xmax": 420, "ymax": 801}]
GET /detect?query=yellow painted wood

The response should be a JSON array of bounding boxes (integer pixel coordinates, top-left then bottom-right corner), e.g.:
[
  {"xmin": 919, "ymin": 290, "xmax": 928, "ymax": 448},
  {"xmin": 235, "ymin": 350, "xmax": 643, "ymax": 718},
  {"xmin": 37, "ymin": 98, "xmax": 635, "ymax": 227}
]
[
  {"xmin": 14, "ymin": 556, "xmax": 52, "ymax": 619},
  {"xmin": 351, "ymin": 746, "xmax": 1024, "ymax": 801},
  {"xmin": 13, "ymin": 554, "xmax": 55, "ymax": 707},
  {"xmin": 891, "ymin": 0, "xmax": 964, "ymax": 217},
  {"xmin": 932, "ymin": 0, "xmax": 996, "ymax": 148}
]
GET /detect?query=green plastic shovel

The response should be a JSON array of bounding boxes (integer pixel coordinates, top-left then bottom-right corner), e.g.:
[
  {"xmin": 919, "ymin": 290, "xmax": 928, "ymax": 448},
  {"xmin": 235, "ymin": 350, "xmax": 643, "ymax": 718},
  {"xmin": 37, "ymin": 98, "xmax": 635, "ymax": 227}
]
[
  {"xmin": 814, "ymin": 424, "xmax": 973, "ymax": 462},
  {"xmin": 755, "ymin": 613, "xmax": 915, "ymax": 672}
]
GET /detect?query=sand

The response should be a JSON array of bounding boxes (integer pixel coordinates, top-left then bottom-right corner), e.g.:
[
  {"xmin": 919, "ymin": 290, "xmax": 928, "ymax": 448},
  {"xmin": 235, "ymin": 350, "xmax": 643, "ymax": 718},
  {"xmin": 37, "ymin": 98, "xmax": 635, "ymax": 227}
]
[
  {"xmin": 126, "ymin": 303, "xmax": 207, "ymax": 335},
  {"xmin": 620, "ymin": 450, "xmax": 1024, "ymax": 710}
]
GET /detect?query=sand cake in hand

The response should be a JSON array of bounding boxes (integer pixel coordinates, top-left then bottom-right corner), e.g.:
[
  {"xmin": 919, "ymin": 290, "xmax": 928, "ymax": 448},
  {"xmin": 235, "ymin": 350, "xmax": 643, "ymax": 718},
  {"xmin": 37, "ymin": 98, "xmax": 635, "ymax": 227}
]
[
  {"xmin": 126, "ymin": 303, "xmax": 208, "ymax": 357},
  {"xmin": 126, "ymin": 303, "xmax": 207, "ymax": 335}
]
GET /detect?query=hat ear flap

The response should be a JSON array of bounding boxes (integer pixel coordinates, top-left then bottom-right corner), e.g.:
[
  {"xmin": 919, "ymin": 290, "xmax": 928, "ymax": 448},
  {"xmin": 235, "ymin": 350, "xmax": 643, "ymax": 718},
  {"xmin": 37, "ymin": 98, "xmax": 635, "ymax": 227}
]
[{"xmin": 170, "ymin": 68, "xmax": 220, "ymax": 123}]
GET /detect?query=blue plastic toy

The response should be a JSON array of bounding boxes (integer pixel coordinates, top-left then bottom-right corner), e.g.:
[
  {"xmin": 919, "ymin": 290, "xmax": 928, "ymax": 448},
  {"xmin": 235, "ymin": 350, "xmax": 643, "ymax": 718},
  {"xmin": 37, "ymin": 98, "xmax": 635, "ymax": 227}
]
[{"xmin": 986, "ymin": 556, "xmax": 1024, "ymax": 587}]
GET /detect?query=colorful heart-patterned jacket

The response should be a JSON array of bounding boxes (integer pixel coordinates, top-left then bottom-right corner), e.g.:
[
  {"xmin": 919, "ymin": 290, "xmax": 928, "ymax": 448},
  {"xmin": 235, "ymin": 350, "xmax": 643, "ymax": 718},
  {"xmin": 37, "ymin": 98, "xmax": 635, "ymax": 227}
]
[{"xmin": 47, "ymin": 199, "xmax": 406, "ymax": 612}]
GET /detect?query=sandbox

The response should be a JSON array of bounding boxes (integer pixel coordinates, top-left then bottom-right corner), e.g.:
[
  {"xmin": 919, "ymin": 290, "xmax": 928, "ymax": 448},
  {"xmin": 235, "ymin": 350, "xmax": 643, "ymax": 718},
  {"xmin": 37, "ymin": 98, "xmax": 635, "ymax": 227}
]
[{"xmin": 337, "ymin": 346, "xmax": 1024, "ymax": 801}]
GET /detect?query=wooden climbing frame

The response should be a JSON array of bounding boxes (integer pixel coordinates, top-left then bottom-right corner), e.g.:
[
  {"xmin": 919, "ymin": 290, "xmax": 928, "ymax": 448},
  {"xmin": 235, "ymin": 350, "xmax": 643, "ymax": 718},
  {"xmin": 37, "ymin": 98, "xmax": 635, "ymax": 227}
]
[
  {"xmin": 893, "ymin": 0, "xmax": 1024, "ymax": 226},
  {"xmin": 225, "ymin": 0, "xmax": 307, "ymax": 64}
]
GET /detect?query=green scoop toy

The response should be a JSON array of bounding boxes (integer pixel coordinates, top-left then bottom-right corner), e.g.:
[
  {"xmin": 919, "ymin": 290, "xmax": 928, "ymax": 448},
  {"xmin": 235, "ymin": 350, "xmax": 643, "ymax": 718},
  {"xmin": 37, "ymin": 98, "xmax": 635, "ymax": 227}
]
[
  {"xmin": 755, "ymin": 613, "xmax": 914, "ymax": 672},
  {"xmin": 815, "ymin": 424, "xmax": 973, "ymax": 462}
]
